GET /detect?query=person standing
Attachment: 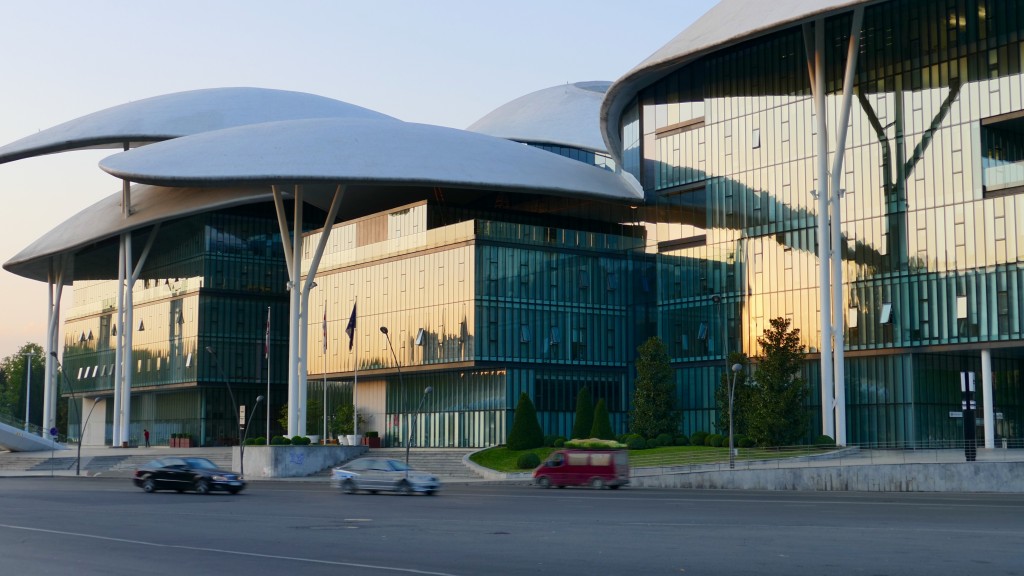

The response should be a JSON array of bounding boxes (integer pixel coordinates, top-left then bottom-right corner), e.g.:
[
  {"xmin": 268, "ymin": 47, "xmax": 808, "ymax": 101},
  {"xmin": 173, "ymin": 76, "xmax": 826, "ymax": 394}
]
[{"xmin": 144, "ymin": 428, "xmax": 150, "ymax": 448}]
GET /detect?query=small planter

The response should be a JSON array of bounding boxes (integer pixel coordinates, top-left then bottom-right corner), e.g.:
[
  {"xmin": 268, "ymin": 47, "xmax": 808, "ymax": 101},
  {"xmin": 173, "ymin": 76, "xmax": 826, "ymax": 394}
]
[{"xmin": 362, "ymin": 436, "xmax": 381, "ymax": 448}]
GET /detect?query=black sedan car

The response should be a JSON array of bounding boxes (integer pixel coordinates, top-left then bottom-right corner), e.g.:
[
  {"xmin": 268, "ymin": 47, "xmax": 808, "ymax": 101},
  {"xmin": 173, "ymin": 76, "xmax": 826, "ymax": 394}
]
[{"xmin": 132, "ymin": 457, "xmax": 246, "ymax": 495}]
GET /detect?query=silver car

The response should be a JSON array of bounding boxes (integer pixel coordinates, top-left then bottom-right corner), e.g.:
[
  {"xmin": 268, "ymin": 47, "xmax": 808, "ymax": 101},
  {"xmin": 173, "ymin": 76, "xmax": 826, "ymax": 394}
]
[{"xmin": 331, "ymin": 457, "xmax": 441, "ymax": 495}]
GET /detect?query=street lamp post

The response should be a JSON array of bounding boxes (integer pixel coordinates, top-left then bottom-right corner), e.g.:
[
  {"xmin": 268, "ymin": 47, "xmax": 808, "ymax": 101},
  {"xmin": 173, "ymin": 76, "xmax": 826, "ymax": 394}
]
[
  {"xmin": 379, "ymin": 326, "xmax": 405, "ymax": 452},
  {"xmin": 205, "ymin": 346, "xmax": 241, "ymax": 448},
  {"xmin": 407, "ymin": 386, "xmax": 433, "ymax": 474},
  {"xmin": 49, "ymin": 352, "xmax": 85, "ymax": 476},
  {"xmin": 728, "ymin": 363, "xmax": 743, "ymax": 470},
  {"xmin": 239, "ymin": 395, "xmax": 265, "ymax": 478}
]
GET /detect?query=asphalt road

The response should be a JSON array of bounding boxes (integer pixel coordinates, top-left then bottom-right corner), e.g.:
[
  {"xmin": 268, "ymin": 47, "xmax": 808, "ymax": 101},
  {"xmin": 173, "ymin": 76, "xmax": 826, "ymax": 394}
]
[{"xmin": 1, "ymin": 477, "xmax": 1022, "ymax": 576}]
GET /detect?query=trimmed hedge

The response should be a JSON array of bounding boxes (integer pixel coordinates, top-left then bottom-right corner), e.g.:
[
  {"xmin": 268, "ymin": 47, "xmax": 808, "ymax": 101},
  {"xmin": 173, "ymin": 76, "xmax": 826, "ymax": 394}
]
[
  {"xmin": 516, "ymin": 453, "xmax": 541, "ymax": 469},
  {"xmin": 271, "ymin": 435, "xmax": 291, "ymax": 445}
]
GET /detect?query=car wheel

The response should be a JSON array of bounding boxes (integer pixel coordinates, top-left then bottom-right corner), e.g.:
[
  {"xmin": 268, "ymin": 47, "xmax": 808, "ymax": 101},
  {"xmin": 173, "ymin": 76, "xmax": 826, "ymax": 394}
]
[
  {"xmin": 397, "ymin": 481, "xmax": 412, "ymax": 496},
  {"xmin": 195, "ymin": 479, "xmax": 211, "ymax": 495},
  {"xmin": 142, "ymin": 479, "xmax": 156, "ymax": 493},
  {"xmin": 609, "ymin": 485, "xmax": 621, "ymax": 490},
  {"xmin": 425, "ymin": 490, "xmax": 436, "ymax": 496},
  {"xmin": 175, "ymin": 489, "xmax": 185, "ymax": 493},
  {"xmin": 537, "ymin": 476, "xmax": 551, "ymax": 489},
  {"xmin": 227, "ymin": 487, "xmax": 240, "ymax": 495},
  {"xmin": 342, "ymin": 479, "xmax": 357, "ymax": 494},
  {"xmin": 368, "ymin": 490, "xmax": 378, "ymax": 495},
  {"xmin": 590, "ymin": 477, "xmax": 605, "ymax": 490}
]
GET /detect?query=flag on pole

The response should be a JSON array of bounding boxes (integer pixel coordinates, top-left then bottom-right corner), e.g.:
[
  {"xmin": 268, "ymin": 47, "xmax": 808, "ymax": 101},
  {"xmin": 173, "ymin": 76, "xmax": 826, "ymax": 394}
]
[
  {"xmin": 264, "ymin": 307, "xmax": 271, "ymax": 358},
  {"xmin": 345, "ymin": 302, "xmax": 357, "ymax": 350},
  {"xmin": 322, "ymin": 306, "xmax": 328, "ymax": 354}
]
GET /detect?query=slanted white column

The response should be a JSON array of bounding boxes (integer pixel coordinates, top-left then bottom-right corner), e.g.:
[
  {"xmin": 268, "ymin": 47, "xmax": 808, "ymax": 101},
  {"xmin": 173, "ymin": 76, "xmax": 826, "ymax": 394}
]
[
  {"xmin": 272, "ymin": 184, "xmax": 345, "ymax": 437},
  {"xmin": 42, "ymin": 256, "xmax": 67, "ymax": 437},
  {"xmin": 118, "ymin": 224, "xmax": 160, "ymax": 446},
  {"xmin": 981, "ymin": 349, "xmax": 995, "ymax": 449},
  {"xmin": 806, "ymin": 18, "xmax": 834, "ymax": 438},
  {"xmin": 828, "ymin": 7, "xmax": 864, "ymax": 447}
]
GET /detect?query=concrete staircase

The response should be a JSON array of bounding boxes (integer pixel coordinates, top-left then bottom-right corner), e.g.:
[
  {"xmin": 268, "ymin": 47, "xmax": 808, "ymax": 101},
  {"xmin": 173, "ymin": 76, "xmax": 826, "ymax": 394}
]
[{"xmin": 366, "ymin": 448, "xmax": 483, "ymax": 479}]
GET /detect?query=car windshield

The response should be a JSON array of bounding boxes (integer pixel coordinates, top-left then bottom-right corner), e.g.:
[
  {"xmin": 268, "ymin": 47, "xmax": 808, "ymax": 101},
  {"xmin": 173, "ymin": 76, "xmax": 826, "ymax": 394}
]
[
  {"xmin": 386, "ymin": 460, "xmax": 412, "ymax": 472},
  {"xmin": 182, "ymin": 458, "xmax": 219, "ymax": 470}
]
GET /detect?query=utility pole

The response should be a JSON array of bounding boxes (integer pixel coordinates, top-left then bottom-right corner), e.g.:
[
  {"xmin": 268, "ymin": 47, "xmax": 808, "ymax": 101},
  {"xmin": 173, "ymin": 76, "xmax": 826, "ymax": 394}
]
[{"xmin": 24, "ymin": 352, "xmax": 33, "ymax": 431}]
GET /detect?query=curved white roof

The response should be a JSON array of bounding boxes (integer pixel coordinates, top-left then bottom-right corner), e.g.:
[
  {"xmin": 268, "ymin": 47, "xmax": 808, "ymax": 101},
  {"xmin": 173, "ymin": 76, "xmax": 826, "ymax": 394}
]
[
  {"xmin": 3, "ymin": 184, "xmax": 279, "ymax": 282},
  {"xmin": 468, "ymin": 81, "xmax": 611, "ymax": 154},
  {"xmin": 99, "ymin": 117, "xmax": 642, "ymax": 202},
  {"xmin": 0, "ymin": 87, "xmax": 396, "ymax": 164},
  {"xmin": 601, "ymin": 0, "xmax": 872, "ymax": 158}
]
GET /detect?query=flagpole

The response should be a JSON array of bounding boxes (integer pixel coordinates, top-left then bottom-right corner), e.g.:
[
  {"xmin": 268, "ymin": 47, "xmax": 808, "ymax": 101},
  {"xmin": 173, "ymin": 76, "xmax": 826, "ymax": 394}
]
[
  {"xmin": 265, "ymin": 306, "xmax": 271, "ymax": 446},
  {"xmin": 323, "ymin": 302, "xmax": 327, "ymax": 443}
]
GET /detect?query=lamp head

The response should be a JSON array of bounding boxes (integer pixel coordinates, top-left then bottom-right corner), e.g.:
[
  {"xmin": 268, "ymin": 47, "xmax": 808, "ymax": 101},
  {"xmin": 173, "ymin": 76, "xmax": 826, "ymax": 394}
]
[
  {"xmin": 424, "ymin": 386, "xmax": 433, "ymax": 394},
  {"xmin": 205, "ymin": 346, "xmax": 215, "ymax": 354},
  {"xmin": 379, "ymin": 326, "xmax": 389, "ymax": 335},
  {"xmin": 731, "ymin": 363, "xmax": 743, "ymax": 373},
  {"xmin": 256, "ymin": 395, "xmax": 265, "ymax": 403}
]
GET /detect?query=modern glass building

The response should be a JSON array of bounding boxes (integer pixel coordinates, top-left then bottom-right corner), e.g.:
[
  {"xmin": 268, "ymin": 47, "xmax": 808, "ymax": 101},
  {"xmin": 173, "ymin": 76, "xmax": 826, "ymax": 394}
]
[
  {"xmin": 603, "ymin": 0, "xmax": 1024, "ymax": 447},
  {"xmin": 59, "ymin": 205, "xmax": 315, "ymax": 446}
]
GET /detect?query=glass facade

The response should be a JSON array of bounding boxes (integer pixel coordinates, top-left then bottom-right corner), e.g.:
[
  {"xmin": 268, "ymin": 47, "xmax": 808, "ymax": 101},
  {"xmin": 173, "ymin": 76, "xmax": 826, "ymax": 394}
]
[
  {"xmin": 628, "ymin": 0, "xmax": 1024, "ymax": 446},
  {"xmin": 305, "ymin": 200, "xmax": 646, "ymax": 447},
  {"xmin": 61, "ymin": 207, "xmax": 298, "ymax": 446}
]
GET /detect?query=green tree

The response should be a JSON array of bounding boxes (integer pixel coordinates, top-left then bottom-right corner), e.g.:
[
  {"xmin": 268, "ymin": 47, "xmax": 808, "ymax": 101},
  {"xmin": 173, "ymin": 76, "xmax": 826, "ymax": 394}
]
[
  {"xmin": 570, "ymin": 386, "xmax": 593, "ymax": 440},
  {"xmin": 589, "ymin": 398, "xmax": 615, "ymax": 440},
  {"xmin": 715, "ymin": 352, "xmax": 752, "ymax": 435},
  {"xmin": 630, "ymin": 336, "xmax": 677, "ymax": 438},
  {"xmin": 0, "ymin": 343, "xmax": 45, "ymax": 425},
  {"xmin": 507, "ymin": 392, "xmax": 543, "ymax": 450},
  {"xmin": 277, "ymin": 398, "xmax": 325, "ymax": 435},
  {"xmin": 747, "ymin": 317, "xmax": 809, "ymax": 447},
  {"xmin": 329, "ymin": 402, "xmax": 366, "ymax": 436}
]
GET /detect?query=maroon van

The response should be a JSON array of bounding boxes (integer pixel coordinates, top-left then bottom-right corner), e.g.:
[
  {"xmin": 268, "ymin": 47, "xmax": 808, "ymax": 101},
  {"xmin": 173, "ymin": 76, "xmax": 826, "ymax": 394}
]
[{"xmin": 533, "ymin": 448, "xmax": 630, "ymax": 489}]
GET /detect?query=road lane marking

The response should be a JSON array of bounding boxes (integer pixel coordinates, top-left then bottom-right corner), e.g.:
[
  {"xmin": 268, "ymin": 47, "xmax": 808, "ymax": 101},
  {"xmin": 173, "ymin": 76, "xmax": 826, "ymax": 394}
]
[{"xmin": 0, "ymin": 523, "xmax": 457, "ymax": 575}]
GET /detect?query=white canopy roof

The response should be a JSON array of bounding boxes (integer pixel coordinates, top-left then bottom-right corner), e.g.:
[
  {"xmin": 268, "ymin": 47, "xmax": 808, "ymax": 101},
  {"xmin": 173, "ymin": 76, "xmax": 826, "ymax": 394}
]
[
  {"xmin": 0, "ymin": 87, "xmax": 396, "ymax": 164},
  {"xmin": 3, "ymin": 184, "xmax": 279, "ymax": 282},
  {"xmin": 468, "ymin": 81, "xmax": 611, "ymax": 154},
  {"xmin": 601, "ymin": 0, "xmax": 873, "ymax": 159},
  {"xmin": 99, "ymin": 117, "xmax": 642, "ymax": 202}
]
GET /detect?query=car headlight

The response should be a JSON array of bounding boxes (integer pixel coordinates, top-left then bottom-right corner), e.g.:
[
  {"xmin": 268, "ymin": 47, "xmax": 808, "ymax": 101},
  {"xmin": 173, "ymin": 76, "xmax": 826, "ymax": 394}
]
[{"xmin": 211, "ymin": 475, "xmax": 227, "ymax": 481}]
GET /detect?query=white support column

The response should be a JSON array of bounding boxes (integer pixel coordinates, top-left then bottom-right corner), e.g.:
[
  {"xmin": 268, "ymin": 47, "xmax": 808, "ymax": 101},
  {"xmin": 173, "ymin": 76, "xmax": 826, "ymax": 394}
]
[
  {"xmin": 112, "ymin": 237, "xmax": 126, "ymax": 447},
  {"xmin": 980, "ymin": 349, "xmax": 995, "ymax": 449},
  {"xmin": 42, "ymin": 257, "xmax": 66, "ymax": 437},
  {"xmin": 121, "ymin": 233, "xmax": 134, "ymax": 446},
  {"xmin": 809, "ymin": 18, "xmax": 835, "ymax": 438},
  {"xmin": 288, "ymin": 186, "xmax": 304, "ymax": 437},
  {"xmin": 829, "ymin": 7, "xmax": 864, "ymax": 447},
  {"xmin": 271, "ymin": 184, "xmax": 345, "ymax": 438}
]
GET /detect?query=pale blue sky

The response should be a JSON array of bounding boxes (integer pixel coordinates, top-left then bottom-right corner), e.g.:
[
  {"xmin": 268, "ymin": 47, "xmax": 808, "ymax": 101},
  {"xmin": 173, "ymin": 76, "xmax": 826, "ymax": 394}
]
[{"xmin": 0, "ymin": 0, "xmax": 717, "ymax": 355}]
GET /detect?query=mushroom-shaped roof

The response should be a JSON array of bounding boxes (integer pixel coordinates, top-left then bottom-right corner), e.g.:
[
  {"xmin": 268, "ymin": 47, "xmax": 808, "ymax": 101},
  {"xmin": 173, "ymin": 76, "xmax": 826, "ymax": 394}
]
[
  {"xmin": 99, "ymin": 117, "xmax": 642, "ymax": 202},
  {"xmin": 467, "ymin": 81, "xmax": 611, "ymax": 154},
  {"xmin": 3, "ymin": 185, "xmax": 279, "ymax": 282},
  {"xmin": 601, "ymin": 0, "xmax": 870, "ymax": 159},
  {"xmin": 0, "ymin": 87, "xmax": 396, "ymax": 164}
]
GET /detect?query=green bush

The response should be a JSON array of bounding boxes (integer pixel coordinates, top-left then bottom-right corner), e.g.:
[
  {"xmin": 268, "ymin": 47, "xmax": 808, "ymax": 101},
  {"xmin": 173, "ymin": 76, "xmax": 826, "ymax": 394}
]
[
  {"xmin": 706, "ymin": 433, "xmax": 724, "ymax": 447},
  {"xmin": 815, "ymin": 434, "xmax": 836, "ymax": 446},
  {"xmin": 590, "ymin": 398, "xmax": 615, "ymax": 440},
  {"xmin": 252, "ymin": 436, "xmax": 266, "ymax": 445},
  {"xmin": 507, "ymin": 393, "xmax": 544, "ymax": 450},
  {"xmin": 738, "ymin": 436, "xmax": 756, "ymax": 448},
  {"xmin": 243, "ymin": 437, "xmax": 259, "ymax": 445},
  {"xmin": 543, "ymin": 435, "xmax": 559, "ymax": 447},
  {"xmin": 291, "ymin": 435, "xmax": 312, "ymax": 445},
  {"xmin": 690, "ymin": 431, "xmax": 709, "ymax": 446},
  {"xmin": 571, "ymin": 387, "xmax": 594, "ymax": 441},
  {"xmin": 627, "ymin": 436, "xmax": 647, "ymax": 450},
  {"xmin": 271, "ymin": 435, "xmax": 291, "ymax": 445},
  {"xmin": 516, "ymin": 453, "xmax": 541, "ymax": 469},
  {"xmin": 553, "ymin": 438, "xmax": 565, "ymax": 447},
  {"xmin": 365, "ymin": 431, "xmax": 379, "ymax": 438},
  {"xmin": 645, "ymin": 436, "xmax": 662, "ymax": 448},
  {"xmin": 674, "ymin": 435, "xmax": 690, "ymax": 446},
  {"xmin": 656, "ymin": 433, "xmax": 674, "ymax": 447}
]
